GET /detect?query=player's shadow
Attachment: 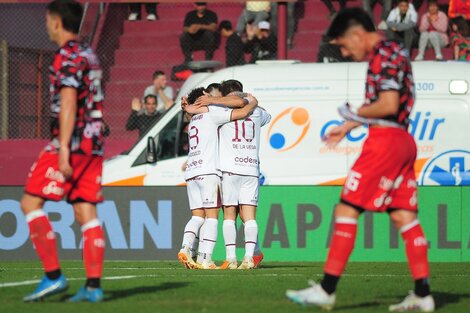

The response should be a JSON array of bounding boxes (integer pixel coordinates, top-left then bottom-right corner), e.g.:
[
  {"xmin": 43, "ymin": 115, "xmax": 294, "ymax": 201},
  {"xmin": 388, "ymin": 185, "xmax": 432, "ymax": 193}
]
[
  {"xmin": 433, "ymin": 291, "xmax": 469, "ymax": 310},
  {"xmin": 259, "ymin": 264, "xmax": 316, "ymax": 269},
  {"xmin": 334, "ymin": 301, "xmax": 382, "ymax": 311},
  {"xmin": 59, "ymin": 282, "xmax": 190, "ymax": 302}
]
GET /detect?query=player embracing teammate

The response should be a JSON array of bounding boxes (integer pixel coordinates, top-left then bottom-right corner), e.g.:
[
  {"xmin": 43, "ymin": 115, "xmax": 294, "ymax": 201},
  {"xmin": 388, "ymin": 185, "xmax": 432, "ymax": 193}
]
[
  {"xmin": 286, "ymin": 8, "xmax": 435, "ymax": 312},
  {"xmin": 178, "ymin": 83, "xmax": 262, "ymax": 269}
]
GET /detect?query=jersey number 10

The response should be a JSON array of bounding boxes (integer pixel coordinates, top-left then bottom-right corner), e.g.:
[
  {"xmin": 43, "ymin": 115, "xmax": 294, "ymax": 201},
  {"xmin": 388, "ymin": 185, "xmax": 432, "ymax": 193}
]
[{"xmin": 232, "ymin": 119, "xmax": 255, "ymax": 142}]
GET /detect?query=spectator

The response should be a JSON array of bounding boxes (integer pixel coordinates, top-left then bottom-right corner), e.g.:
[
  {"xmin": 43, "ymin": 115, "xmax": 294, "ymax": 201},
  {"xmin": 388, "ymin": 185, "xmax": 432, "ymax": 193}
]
[
  {"xmin": 450, "ymin": 17, "xmax": 470, "ymax": 61},
  {"xmin": 236, "ymin": 1, "xmax": 271, "ymax": 35},
  {"xmin": 270, "ymin": 2, "xmax": 296, "ymax": 49},
  {"xmin": 143, "ymin": 70, "xmax": 174, "ymax": 113},
  {"xmin": 219, "ymin": 20, "xmax": 245, "ymax": 67},
  {"xmin": 321, "ymin": 0, "xmax": 346, "ymax": 19},
  {"xmin": 244, "ymin": 21, "xmax": 277, "ymax": 63},
  {"xmin": 317, "ymin": 34, "xmax": 353, "ymax": 63},
  {"xmin": 415, "ymin": 0, "xmax": 448, "ymax": 61},
  {"xmin": 126, "ymin": 95, "xmax": 160, "ymax": 138},
  {"xmin": 386, "ymin": 0, "xmax": 418, "ymax": 53},
  {"xmin": 363, "ymin": 0, "xmax": 392, "ymax": 30},
  {"xmin": 180, "ymin": 2, "xmax": 218, "ymax": 63},
  {"xmin": 128, "ymin": 3, "xmax": 158, "ymax": 21},
  {"xmin": 449, "ymin": 0, "xmax": 470, "ymax": 20}
]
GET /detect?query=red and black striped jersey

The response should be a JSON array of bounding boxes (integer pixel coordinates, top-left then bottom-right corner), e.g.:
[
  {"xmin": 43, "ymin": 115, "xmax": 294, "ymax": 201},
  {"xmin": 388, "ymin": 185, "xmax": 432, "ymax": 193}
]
[
  {"xmin": 47, "ymin": 40, "xmax": 104, "ymax": 156},
  {"xmin": 364, "ymin": 40, "xmax": 415, "ymax": 128}
]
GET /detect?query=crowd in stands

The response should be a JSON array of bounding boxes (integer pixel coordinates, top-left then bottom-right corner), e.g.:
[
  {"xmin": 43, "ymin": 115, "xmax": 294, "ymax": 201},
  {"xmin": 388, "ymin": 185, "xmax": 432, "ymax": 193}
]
[{"xmin": 124, "ymin": 0, "xmax": 470, "ymax": 135}]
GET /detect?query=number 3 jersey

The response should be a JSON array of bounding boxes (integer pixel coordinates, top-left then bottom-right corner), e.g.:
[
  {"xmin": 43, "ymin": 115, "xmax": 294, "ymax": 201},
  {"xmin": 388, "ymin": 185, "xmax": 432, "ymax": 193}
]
[
  {"xmin": 218, "ymin": 107, "xmax": 271, "ymax": 177},
  {"xmin": 47, "ymin": 40, "xmax": 104, "ymax": 156},
  {"xmin": 185, "ymin": 105, "xmax": 233, "ymax": 181}
]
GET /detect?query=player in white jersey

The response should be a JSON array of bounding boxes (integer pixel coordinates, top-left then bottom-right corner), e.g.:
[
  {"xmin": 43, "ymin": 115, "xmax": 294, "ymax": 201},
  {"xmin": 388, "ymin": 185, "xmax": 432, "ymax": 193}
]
[
  {"xmin": 194, "ymin": 80, "xmax": 271, "ymax": 270},
  {"xmin": 178, "ymin": 86, "xmax": 258, "ymax": 269}
]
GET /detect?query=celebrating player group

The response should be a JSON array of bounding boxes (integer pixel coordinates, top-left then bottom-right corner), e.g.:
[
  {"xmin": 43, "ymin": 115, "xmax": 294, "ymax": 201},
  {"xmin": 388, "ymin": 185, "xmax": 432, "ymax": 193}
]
[
  {"xmin": 20, "ymin": 0, "xmax": 434, "ymax": 311},
  {"xmin": 177, "ymin": 80, "xmax": 270, "ymax": 270}
]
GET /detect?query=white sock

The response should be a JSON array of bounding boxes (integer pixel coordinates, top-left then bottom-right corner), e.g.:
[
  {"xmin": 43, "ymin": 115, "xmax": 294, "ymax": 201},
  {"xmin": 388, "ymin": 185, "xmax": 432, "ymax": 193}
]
[
  {"xmin": 181, "ymin": 216, "xmax": 204, "ymax": 250},
  {"xmin": 244, "ymin": 219, "xmax": 258, "ymax": 258},
  {"xmin": 223, "ymin": 219, "xmax": 237, "ymax": 261},
  {"xmin": 196, "ymin": 220, "xmax": 206, "ymax": 264},
  {"xmin": 201, "ymin": 218, "xmax": 218, "ymax": 262},
  {"xmin": 254, "ymin": 237, "xmax": 261, "ymax": 255}
]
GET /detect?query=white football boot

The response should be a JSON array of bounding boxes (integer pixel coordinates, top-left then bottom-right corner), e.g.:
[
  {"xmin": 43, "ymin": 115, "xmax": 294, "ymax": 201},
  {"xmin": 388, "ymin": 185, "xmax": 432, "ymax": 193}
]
[
  {"xmin": 286, "ymin": 280, "xmax": 335, "ymax": 311},
  {"xmin": 389, "ymin": 291, "xmax": 435, "ymax": 312}
]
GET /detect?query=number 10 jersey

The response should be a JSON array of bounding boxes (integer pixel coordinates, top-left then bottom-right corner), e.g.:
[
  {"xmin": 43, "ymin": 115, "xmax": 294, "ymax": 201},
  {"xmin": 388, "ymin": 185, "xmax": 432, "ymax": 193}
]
[{"xmin": 218, "ymin": 107, "xmax": 271, "ymax": 177}]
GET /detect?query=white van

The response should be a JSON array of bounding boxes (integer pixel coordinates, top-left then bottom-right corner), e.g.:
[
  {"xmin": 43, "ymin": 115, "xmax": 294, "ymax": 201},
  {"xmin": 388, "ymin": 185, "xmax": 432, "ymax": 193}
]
[{"xmin": 102, "ymin": 61, "xmax": 470, "ymax": 187}]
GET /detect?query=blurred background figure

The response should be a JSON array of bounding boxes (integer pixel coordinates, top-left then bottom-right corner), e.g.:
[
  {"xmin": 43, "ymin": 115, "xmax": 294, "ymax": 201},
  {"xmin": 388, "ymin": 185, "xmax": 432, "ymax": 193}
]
[
  {"xmin": 415, "ymin": 0, "xmax": 448, "ymax": 61},
  {"xmin": 143, "ymin": 70, "xmax": 174, "ymax": 113},
  {"xmin": 128, "ymin": 3, "xmax": 158, "ymax": 21},
  {"xmin": 450, "ymin": 17, "xmax": 470, "ymax": 61},
  {"xmin": 245, "ymin": 21, "xmax": 277, "ymax": 63},
  {"xmin": 321, "ymin": 0, "xmax": 346, "ymax": 19},
  {"xmin": 236, "ymin": 1, "xmax": 271, "ymax": 36},
  {"xmin": 363, "ymin": 0, "xmax": 392, "ymax": 30},
  {"xmin": 126, "ymin": 95, "xmax": 160, "ymax": 138},
  {"xmin": 180, "ymin": 2, "xmax": 218, "ymax": 63},
  {"xmin": 219, "ymin": 21, "xmax": 245, "ymax": 67},
  {"xmin": 385, "ymin": 0, "xmax": 418, "ymax": 53}
]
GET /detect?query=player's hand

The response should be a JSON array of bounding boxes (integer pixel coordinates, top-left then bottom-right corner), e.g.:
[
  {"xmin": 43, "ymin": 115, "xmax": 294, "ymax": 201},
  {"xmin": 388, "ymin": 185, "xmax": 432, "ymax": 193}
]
[
  {"xmin": 58, "ymin": 146, "xmax": 73, "ymax": 180},
  {"xmin": 194, "ymin": 94, "xmax": 213, "ymax": 107},
  {"xmin": 131, "ymin": 98, "xmax": 142, "ymax": 111},
  {"xmin": 246, "ymin": 94, "xmax": 258, "ymax": 106},
  {"xmin": 323, "ymin": 124, "xmax": 348, "ymax": 148}
]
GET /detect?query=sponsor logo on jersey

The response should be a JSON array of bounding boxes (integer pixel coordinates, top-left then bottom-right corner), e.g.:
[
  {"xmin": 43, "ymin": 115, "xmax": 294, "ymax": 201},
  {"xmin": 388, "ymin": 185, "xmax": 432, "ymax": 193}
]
[
  {"xmin": 419, "ymin": 150, "xmax": 470, "ymax": 186},
  {"xmin": 267, "ymin": 107, "xmax": 310, "ymax": 151}
]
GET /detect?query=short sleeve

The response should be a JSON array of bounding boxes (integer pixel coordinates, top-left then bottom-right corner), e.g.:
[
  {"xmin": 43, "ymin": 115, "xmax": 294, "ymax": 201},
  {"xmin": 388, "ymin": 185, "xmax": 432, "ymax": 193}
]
[
  {"xmin": 208, "ymin": 10, "xmax": 218, "ymax": 24},
  {"xmin": 56, "ymin": 55, "xmax": 83, "ymax": 89},
  {"xmin": 260, "ymin": 109, "xmax": 272, "ymax": 127},
  {"xmin": 143, "ymin": 85, "xmax": 153, "ymax": 97},
  {"xmin": 208, "ymin": 105, "xmax": 232, "ymax": 126}
]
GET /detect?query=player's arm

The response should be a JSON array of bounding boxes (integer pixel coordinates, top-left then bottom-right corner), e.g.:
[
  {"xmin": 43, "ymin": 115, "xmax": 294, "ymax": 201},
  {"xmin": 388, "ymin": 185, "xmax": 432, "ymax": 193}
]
[
  {"xmin": 230, "ymin": 94, "xmax": 258, "ymax": 121},
  {"xmin": 323, "ymin": 121, "xmax": 361, "ymax": 148},
  {"xmin": 357, "ymin": 90, "xmax": 400, "ymax": 118},
  {"xmin": 58, "ymin": 87, "xmax": 77, "ymax": 179},
  {"xmin": 194, "ymin": 94, "xmax": 248, "ymax": 108}
]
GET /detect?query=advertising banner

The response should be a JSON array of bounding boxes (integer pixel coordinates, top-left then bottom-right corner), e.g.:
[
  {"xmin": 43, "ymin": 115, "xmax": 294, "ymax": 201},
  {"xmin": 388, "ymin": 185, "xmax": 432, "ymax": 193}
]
[{"xmin": 1, "ymin": 186, "xmax": 468, "ymax": 261}]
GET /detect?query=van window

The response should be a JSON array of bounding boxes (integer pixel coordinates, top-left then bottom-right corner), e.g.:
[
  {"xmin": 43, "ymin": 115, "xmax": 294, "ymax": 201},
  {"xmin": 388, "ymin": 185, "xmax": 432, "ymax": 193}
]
[{"xmin": 156, "ymin": 111, "xmax": 189, "ymax": 161}]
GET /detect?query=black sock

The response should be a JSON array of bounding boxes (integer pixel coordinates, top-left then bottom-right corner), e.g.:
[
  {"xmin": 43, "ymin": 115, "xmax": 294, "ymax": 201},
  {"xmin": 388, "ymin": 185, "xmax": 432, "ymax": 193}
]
[
  {"xmin": 415, "ymin": 278, "xmax": 431, "ymax": 297},
  {"xmin": 86, "ymin": 278, "xmax": 101, "ymax": 289},
  {"xmin": 321, "ymin": 273, "xmax": 340, "ymax": 295},
  {"xmin": 45, "ymin": 269, "xmax": 62, "ymax": 280}
]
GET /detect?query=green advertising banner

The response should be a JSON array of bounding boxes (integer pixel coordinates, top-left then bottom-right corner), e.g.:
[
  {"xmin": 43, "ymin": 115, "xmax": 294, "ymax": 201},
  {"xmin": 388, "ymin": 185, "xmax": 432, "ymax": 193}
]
[{"xmin": 218, "ymin": 186, "xmax": 470, "ymax": 262}]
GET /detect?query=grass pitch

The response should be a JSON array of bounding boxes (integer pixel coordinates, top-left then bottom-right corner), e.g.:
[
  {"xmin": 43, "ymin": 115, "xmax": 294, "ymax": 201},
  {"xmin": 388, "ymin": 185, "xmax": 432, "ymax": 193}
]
[{"xmin": 0, "ymin": 261, "xmax": 469, "ymax": 313}]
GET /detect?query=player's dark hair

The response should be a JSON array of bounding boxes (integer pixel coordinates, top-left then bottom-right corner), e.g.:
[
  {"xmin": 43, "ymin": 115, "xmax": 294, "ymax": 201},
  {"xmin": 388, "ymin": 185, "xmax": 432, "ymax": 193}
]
[
  {"xmin": 326, "ymin": 7, "xmax": 376, "ymax": 39},
  {"xmin": 46, "ymin": 0, "xmax": 83, "ymax": 34},
  {"xmin": 397, "ymin": 0, "xmax": 409, "ymax": 4},
  {"xmin": 427, "ymin": 0, "xmax": 438, "ymax": 7},
  {"xmin": 221, "ymin": 79, "xmax": 243, "ymax": 96},
  {"xmin": 219, "ymin": 20, "xmax": 232, "ymax": 32},
  {"xmin": 144, "ymin": 94, "xmax": 157, "ymax": 104},
  {"xmin": 206, "ymin": 83, "xmax": 221, "ymax": 93},
  {"xmin": 152, "ymin": 70, "xmax": 165, "ymax": 80},
  {"xmin": 187, "ymin": 87, "xmax": 205, "ymax": 105}
]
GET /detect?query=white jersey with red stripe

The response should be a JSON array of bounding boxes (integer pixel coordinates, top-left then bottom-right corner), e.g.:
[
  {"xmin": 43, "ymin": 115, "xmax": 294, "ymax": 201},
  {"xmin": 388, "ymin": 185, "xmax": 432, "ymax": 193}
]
[
  {"xmin": 185, "ymin": 105, "xmax": 232, "ymax": 181},
  {"xmin": 218, "ymin": 107, "xmax": 271, "ymax": 177}
]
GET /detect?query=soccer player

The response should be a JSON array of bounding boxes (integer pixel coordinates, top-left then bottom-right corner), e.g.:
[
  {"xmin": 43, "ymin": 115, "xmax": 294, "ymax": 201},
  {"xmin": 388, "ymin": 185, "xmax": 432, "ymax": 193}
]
[
  {"xmin": 21, "ymin": 0, "xmax": 105, "ymax": 302},
  {"xmin": 179, "ymin": 87, "xmax": 257, "ymax": 269},
  {"xmin": 286, "ymin": 8, "xmax": 434, "ymax": 312},
  {"xmin": 194, "ymin": 80, "xmax": 269, "ymax": 270}
]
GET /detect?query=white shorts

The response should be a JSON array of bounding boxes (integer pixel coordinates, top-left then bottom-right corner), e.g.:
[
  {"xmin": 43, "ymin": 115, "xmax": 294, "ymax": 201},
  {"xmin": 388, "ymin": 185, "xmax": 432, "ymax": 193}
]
[
  {"xmin": 186, "ymin": 175, "xmax": 221, "ymax": 210},
  {"xmin": 221, "ymin": 173, "xmax": 259, "ymax": 206}
]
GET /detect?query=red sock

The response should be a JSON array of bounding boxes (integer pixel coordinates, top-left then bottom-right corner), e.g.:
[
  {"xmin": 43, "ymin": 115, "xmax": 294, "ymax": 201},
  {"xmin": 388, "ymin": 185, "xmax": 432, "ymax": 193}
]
[
  {"xmin": 401, "ymin": 220, "xmax": 429, "ymax": 279},
  {"xmin": 324, "ymin": 218, "xmax": 357, "ymax": 276},
  {"xmin": 26, "ymin": 210, "xmax": 60, "ymax": 272},
  {"xmin": 82, "ymin": 219, "xmax": 105, "ymax": 278}
]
